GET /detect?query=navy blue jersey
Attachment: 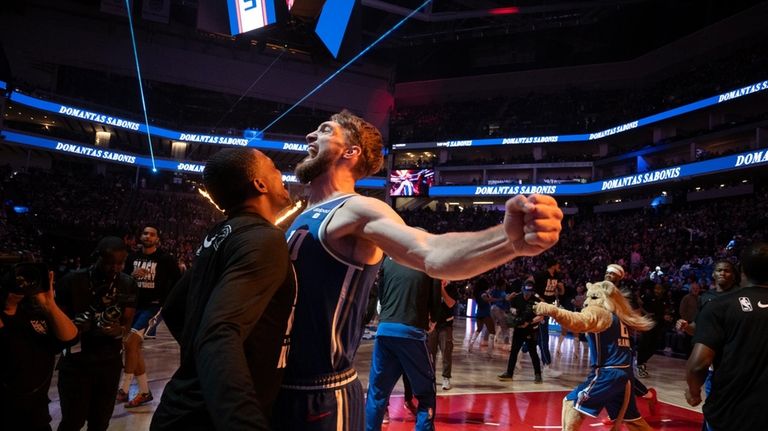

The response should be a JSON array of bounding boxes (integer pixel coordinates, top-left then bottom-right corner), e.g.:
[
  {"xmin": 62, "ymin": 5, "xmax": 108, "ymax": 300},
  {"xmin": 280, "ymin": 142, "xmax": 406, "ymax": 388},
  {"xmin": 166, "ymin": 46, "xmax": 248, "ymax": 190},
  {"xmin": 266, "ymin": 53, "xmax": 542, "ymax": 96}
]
[
  {"xmin": 285, "ymin": 195, "xmax": 382, "ymax": 381},
  {"xmin": 586, "ymin": 313, "xmax": 632, "ymax": 368}
]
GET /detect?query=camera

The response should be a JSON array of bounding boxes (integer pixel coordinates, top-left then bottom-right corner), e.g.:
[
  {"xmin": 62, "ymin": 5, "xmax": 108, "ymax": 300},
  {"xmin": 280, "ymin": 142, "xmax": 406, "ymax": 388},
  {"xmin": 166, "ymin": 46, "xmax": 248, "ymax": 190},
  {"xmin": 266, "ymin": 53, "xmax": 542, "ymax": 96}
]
[
  {"xmin": 506, "ymin": 299, "xmax": 539, "ymax": 328},
  {"xmin": 0, "ymin": 253, "xmax": 48, "ymax": 296}
]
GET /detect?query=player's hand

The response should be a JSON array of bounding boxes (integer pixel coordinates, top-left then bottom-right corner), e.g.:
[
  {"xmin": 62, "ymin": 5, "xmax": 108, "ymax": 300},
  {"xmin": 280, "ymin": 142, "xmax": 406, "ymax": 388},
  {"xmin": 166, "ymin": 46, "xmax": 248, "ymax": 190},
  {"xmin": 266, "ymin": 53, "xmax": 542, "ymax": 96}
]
[
  {"xmin": 676, "ymin": 319, "xmax": 688, "ymax": 331},
  {"xmin": 685, "ymin": 388, "xmax": 702, "ymax": 406},
  {"xmin": 504, "ymin": 195, "xmax": 562, "ymax": 257}
]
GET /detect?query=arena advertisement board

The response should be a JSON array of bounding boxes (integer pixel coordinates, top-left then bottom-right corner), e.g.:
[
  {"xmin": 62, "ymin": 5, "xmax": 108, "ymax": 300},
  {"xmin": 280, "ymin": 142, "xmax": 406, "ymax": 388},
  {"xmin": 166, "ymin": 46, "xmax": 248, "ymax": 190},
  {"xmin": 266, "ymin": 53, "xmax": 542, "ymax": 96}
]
[
  {"xmin": 8, "ymin": 92, "xmax": 308, "ymax": 153},
  {"xmin": 0, "ymin": 130, "xmax": 384, "ymax": 188},
  {"xmin": 4, "ymin": 130, "xmax": 763, "ymax": 195},
  {"xmin": 428, "ymin": 148, "xmax": 768, "ymax": 197},
  {"xmin": 391, "ymin": 79, "xmax": 768, "ymax": 150}
]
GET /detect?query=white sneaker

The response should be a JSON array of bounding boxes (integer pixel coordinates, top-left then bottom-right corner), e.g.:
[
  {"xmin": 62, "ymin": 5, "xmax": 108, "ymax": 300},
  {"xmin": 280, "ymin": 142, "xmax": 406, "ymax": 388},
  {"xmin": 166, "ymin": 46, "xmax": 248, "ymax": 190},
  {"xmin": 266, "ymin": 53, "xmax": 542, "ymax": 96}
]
[
  {"xmin": 542, "ymin": 365, "xmax": 562, "ymax": 378},
  {"xmin": 442, "ymin": 377, "xmax": 452, "ymax": 390}
]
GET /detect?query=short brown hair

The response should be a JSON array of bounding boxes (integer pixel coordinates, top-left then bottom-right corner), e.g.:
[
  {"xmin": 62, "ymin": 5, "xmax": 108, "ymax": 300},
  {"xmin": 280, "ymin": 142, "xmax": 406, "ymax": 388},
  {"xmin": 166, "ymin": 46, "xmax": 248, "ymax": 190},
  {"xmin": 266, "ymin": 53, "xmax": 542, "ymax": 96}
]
[{"xmin": 331, "ymin": 110, "xmax": 384, "ymax": 179}]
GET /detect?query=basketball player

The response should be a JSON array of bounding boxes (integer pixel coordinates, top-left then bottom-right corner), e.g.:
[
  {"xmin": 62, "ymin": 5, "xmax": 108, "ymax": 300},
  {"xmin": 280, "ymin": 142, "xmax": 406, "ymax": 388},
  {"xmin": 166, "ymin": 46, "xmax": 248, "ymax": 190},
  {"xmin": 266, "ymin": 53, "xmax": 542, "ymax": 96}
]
[
  {"xmin": 686, "ymin": 243, "xmax": 768, "ymax": 430},
  {"xmin": 273, "ymin": 110, "xmax": 563, "ymax": 431},
  {"xmin": 151, "ymin": 148, "xmax": 296, "ymax": 430}
]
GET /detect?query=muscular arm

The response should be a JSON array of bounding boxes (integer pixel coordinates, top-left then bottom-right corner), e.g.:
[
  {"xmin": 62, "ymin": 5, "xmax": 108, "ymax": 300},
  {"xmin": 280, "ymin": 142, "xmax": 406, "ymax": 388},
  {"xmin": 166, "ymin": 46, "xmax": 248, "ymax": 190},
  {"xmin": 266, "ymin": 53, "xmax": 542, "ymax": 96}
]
[
  {"xmin": 534, "ymin": 303, "xmax": 613, "ymax": 333},
  {"xmin": 685, "ymin": 343, "xmax": 715, "ymax": 406},
  {"xmin": 333, "ymin": 194, "xmax": 561, "ymax": 280}
]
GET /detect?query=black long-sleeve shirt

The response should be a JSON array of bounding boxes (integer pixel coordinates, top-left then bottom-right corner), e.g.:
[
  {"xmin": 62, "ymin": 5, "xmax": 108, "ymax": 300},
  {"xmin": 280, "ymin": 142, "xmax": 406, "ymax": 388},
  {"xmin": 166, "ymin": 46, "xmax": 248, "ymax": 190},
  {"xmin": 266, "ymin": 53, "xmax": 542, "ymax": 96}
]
[{"xmin": 151, "ymin": 212, "xmax": 296, "ymax": 431}]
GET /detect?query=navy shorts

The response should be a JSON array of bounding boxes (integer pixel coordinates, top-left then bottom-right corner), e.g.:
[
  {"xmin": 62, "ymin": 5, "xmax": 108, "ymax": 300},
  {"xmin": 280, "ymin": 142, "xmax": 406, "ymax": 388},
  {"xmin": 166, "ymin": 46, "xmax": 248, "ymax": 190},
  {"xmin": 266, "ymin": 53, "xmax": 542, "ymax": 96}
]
[
  {"xmin": 131, "ymin": 305, "xmax": 162, "ymax": 336},
  {"xmin": 566, "ymin": 367, "xmax": 641, "ymax": 421},
  {"xmin": 272, "ymin": 371, "xmax": 364, "ymax": 431}
]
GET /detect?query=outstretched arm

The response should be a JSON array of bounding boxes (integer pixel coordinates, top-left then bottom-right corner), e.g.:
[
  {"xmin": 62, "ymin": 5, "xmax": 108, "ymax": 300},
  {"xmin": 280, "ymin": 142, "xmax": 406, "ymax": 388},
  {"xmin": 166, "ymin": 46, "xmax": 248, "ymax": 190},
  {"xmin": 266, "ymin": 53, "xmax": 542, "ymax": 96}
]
[
  {"xmin": 534, "ymin": 303, "xmax": 612, "ymax": 333},
  {"xmin": 337, "ymin": 194, "xmax": 562, "ymax": 280}
]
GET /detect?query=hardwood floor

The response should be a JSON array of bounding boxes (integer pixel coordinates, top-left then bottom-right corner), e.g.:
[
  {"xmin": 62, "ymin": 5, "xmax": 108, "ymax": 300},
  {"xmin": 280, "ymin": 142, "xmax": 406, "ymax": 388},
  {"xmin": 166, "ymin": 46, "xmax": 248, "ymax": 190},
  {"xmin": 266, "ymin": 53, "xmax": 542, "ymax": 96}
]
[{"xmin": 46, "ymin": 319, "xmax": 703, "ymax": 430}]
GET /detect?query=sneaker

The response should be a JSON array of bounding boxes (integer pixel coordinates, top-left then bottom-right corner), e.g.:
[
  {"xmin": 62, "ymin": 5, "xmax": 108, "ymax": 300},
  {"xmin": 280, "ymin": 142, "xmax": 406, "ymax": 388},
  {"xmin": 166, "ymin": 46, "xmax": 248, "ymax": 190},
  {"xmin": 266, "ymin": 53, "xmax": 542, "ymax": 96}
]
[
  {"xmin": 497, "ymin": 372, "xmax": 514, "ymax": 381},
  {"xmin": 542, "ymin": 366, "xmax": 562, "ymax": 378},
  {"xmin": 534, "ymin": 373, "xmax": 543, "ymax": 384},
  {"xmin": 382, "ymin": 409, "xmax": 390, "ymax": 424},
  {"xmin": 125, "ymin": 391, "xmax": 154, "ymax": 408},
  {"xmin": 442, "ymin": 377, "xmax": 452, "ymax": 390},
  {"xmin": 637, "ymin": 364, "xmax": 649, "ymax": 378},
  {"xmin": 601, "ymin": 418, "xmax": 614, "ymax": 426},
  {"xmin": 144, "ymin": 334, "xmax": 157, "ymax": 340},
  {"xmin": 116, "ymin": 388, "xmax": 129, "ymax": 403},
  {"xmin": 644, "ymin": 387, "xmax": 658, "ymax": 415},
  {"xmin": 404, "ymin": 399, "xmax": 417, "ymax": 416}
]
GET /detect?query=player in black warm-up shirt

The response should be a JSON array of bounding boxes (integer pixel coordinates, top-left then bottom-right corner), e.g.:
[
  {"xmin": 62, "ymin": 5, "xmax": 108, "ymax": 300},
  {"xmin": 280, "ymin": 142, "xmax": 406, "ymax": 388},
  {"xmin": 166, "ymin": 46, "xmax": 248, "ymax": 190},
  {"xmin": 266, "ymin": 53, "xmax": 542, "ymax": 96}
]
[
  {"xmin": 686, "ymin": 243, "xmax": 768, "ymax": 431},
  {"xmin": 151, "ymin": 148, "xmax": 295, "ymax": 431},
  {"xmin": 533, "ymin": 259, "xmax": 563, "ymax": 374},
  {"xmin": 119, "ymin": 225, "xmax": 181, "ymax": 407}
]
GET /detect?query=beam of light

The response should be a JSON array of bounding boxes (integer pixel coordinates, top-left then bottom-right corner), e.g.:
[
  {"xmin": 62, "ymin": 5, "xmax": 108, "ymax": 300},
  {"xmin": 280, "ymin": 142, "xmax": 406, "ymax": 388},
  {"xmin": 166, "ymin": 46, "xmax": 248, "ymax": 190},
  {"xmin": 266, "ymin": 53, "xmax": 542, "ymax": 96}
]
[
  {"xmin": 215, "ymin": 47, "xmax": 287, "ymax": 130},
  {"xmin": 261, "ymin": 0, "xmax": 433, "ymax": 133},
  {"xmin": 276, "ymin": 200, "xmax": 304, "ymax": 226},
  {"xmin": 198, "ymin": 188, "xmax": 225, "ymax": 214},
  {"xmin": 125, "ymin": 0, "xmax": 157, "ymax": 172}
]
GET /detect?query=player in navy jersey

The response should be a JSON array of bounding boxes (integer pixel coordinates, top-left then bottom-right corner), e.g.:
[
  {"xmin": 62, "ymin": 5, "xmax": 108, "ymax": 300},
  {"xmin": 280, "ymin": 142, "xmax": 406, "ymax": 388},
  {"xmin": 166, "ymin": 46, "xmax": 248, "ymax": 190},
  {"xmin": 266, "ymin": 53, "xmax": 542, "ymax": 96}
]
[
  {"xmin": 273, "ymin": 110, "xmax": 563, "ymax": 431},
  {"xmin": 535, "ymin": 281, "xmax": 654, "ymax": 430}
]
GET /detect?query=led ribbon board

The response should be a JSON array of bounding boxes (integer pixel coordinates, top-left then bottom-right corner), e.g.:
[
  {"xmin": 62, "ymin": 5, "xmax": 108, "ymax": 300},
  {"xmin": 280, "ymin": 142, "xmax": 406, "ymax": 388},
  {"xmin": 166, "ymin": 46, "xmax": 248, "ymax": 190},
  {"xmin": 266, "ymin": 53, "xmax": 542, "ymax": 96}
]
[
  {"xmin": 428, "ymin": 148, "xmax": 768, "ymax": 197},
  {"xmin": 9, "ymin": 92, "xmax": 308, "ymax": 153},
  {"xmin": 228, "ymin": 0, "xmax": 279, "ymax": 36},
  {"xmin": 392, "ymin": 79, "xmax": 768, "ymax": 150},
  {"xmin": 0, "ymin": 80, "xmax": 6, "ymax": 91},
  {"xmin": 0, "ymin": 130, "xmax": 385, "ymax": 187}
]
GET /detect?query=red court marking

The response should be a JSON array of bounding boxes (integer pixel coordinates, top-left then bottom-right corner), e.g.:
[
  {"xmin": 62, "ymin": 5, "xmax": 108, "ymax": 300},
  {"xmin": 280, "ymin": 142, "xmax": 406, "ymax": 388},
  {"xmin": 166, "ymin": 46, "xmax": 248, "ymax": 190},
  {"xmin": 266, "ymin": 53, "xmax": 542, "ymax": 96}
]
[{"xmin": 384, "ymin": 391, "xmax": 703, "ymax": 430}]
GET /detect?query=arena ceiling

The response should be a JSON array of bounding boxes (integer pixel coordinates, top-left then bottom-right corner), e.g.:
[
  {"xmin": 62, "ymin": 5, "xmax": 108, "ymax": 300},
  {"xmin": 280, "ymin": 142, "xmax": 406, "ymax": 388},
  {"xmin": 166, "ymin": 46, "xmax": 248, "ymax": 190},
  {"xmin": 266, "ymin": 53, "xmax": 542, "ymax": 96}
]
[{"xmin": 9, "ymin": 0, "xmax": 766, "ymax": 83}]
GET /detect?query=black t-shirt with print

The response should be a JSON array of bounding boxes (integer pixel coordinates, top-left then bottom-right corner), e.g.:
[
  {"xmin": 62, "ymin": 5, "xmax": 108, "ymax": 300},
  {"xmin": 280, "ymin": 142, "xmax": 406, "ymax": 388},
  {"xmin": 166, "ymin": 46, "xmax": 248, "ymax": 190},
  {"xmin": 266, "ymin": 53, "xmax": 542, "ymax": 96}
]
[{"xmin": 693, "ymin": 286, "xmax": 768, "ymax": 430}]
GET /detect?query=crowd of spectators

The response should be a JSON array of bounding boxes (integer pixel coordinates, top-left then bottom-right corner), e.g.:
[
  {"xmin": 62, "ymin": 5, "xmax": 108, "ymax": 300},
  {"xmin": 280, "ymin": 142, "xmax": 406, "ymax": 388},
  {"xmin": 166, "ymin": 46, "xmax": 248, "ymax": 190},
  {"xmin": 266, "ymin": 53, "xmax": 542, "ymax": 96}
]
[
  {"xmin": 0, "ymin": 164, "xmax": 224, "ymax": 272},
  {"xmin": 3, "ymin": 161, "xmax": 767, "ymax": 358},
  {"xmin": 401, "ymin": 185, "xmax": 768, "ymax": 356}
]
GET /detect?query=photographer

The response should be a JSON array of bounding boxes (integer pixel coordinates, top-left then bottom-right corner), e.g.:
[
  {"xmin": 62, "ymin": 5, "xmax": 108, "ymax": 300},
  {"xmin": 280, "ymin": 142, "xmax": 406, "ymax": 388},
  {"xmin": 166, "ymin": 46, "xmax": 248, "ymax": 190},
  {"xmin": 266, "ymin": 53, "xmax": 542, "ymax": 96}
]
[
  {"xmin": 497, "ymin": 280, "xmax": 544, "ymax": 383},
  {"xmin": 55, "ymin": 237, "xmax": 137, "ymax": 431},
  {"xmin": 0, "ymin": 264, "xmax": 78, "ymax": 431}
]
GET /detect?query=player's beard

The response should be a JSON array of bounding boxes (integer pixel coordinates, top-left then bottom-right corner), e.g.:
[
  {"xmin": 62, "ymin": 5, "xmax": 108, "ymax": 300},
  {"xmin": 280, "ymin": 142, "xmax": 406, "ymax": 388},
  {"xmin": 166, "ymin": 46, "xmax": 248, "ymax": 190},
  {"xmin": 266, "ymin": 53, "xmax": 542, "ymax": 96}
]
[{"xmin": 295, "ymin": 150, "xmax": 334, "ymax": 184}]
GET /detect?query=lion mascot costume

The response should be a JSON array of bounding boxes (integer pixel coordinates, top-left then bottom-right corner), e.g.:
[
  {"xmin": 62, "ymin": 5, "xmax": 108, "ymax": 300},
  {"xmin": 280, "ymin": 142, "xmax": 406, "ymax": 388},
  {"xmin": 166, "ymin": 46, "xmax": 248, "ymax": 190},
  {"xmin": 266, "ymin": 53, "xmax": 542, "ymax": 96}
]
[{"xmin": 534, "ymin": 280, "xmax": 654, "ymax": 431}]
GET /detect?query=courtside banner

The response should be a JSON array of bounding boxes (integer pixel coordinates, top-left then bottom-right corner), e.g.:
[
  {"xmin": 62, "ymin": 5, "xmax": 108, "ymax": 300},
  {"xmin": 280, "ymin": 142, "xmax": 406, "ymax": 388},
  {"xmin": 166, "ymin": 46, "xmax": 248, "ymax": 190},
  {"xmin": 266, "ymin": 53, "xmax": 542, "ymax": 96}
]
[
  {"xmin": 8, "ymin": 92, "xmax": 307, "ymax": 153},
  {"xmin": 0, "ymin": 130, "xmax": 383, "ymax": 187},
  {"xmin": 428, "ymin": 148, "xmax": 768, "ymax": 197},
  {"xmin": 392, "ymin": 79, "xmax": 768, "ymax": 150}
]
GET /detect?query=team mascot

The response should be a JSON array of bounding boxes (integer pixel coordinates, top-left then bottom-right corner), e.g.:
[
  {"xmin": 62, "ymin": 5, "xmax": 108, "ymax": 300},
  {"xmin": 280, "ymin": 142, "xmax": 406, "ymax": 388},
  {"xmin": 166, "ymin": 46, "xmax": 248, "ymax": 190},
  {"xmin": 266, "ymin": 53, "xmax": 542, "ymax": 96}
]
[{"xmin": 534, "ymin": 281, "xmax": 655, "ymax": 431}]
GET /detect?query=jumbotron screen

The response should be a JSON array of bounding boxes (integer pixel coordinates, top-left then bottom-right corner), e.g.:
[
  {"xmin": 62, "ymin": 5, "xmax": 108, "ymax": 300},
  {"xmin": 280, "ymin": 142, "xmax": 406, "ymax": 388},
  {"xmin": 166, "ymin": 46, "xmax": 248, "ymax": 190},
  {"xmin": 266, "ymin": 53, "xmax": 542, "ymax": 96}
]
[{"xmin": 389, "ymin": 169, "xmax": 435, "ymax": 197}]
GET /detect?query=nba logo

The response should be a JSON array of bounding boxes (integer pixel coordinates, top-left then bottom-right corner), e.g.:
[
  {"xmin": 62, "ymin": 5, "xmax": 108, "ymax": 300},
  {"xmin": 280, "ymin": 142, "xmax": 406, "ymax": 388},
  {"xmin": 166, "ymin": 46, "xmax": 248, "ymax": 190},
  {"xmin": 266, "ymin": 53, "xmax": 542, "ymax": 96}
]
[{"xmin": 739, "ymin": 297, "xmax": 753, "ymax": 312}]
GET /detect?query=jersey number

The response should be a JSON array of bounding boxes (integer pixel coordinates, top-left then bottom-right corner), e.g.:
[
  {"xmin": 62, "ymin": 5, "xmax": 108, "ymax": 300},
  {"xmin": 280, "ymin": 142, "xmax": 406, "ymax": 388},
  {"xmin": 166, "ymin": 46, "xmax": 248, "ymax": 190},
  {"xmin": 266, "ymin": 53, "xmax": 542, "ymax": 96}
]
[{"xmin": 287, "ymin": 228, "xmax": 309, "ymax": 261}]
